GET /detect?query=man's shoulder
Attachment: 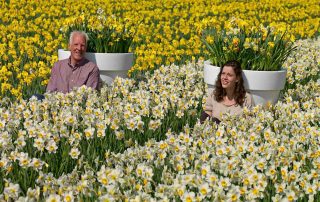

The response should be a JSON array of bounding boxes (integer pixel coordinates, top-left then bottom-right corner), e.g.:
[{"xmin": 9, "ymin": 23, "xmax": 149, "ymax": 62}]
[
  {"xmin": 54, "ymin": 58, "xmax": 98, "ymax": 69},
  {"xmin": 53, "ymin": 59, "xmax": 69, "ymax": 67},
  {"xmin": 82, "ymin": 58, "xmax": 99, "ymax": 69},
  {"xmin": 86, "ymin": 60, "xmax": 98, "ymax": 67}
]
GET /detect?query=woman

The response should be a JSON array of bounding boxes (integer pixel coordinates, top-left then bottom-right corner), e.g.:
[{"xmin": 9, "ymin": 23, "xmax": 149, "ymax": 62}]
[{"xmin": 200, "ymin": 60, "xmax": 253, "ymax": 124}]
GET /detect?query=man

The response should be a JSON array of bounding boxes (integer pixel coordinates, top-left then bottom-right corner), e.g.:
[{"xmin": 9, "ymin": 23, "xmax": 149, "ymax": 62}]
[{"xmin": 46, "ymin": 31, "xmax": 100, "ymax": 93}]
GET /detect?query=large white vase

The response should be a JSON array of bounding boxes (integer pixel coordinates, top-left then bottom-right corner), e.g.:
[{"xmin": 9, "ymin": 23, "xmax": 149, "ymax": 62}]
[
  {"xmin": 203, "ymin": 60, "xmax": 287, "ymax": 106},
  {"xmin": 58, "ymin": 49, "xmax": 134, "ymax": 85}
]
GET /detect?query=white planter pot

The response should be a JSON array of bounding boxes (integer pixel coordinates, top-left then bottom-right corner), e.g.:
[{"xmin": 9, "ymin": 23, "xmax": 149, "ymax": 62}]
[
  {"xmin": 58, "ymin": 49, "xmax": 134, "ymax": 85},
  {"xmin": 204, "ymin": 60, "xmax": 287, "ymax": 106}
]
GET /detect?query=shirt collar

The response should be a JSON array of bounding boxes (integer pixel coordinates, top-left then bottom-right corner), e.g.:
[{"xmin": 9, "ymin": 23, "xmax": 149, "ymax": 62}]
[{"xmin": 68, "ymin": 57, "xmax": 87, "ymax": 70}]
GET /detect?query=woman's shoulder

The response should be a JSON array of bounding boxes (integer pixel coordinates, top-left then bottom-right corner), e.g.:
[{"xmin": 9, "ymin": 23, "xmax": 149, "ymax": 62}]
[
  {"xmin": 205, "ymin": 90, "xmax": 219, "ymax": 105},
  {"xmin": 210, "ymin": 90, "xmax": 219, "ymax": 102},
  {"xmin": 244, "ymin": 92, "xmax": 254, "ymax": 107},
  {"xmin": 245, "ymin": 92, "xmax": 252, "ymax": 98}
]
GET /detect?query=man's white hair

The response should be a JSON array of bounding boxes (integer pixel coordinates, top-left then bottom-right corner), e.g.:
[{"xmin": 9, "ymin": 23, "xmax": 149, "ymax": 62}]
[{"xmin": 69, "ymin": 31, "xmax": 89, "ymax": 46}]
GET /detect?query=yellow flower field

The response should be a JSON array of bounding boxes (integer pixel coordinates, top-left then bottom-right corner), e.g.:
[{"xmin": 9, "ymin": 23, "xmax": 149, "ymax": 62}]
[{"xmin": 0, "ymin": 0, "xmax": 319, "ymax": 99}]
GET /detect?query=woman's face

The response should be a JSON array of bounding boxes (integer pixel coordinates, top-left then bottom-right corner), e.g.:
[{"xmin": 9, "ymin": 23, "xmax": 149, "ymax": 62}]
[{"xmin": 220, "ymin": 66, "xmax": 238, "ymax": 91}]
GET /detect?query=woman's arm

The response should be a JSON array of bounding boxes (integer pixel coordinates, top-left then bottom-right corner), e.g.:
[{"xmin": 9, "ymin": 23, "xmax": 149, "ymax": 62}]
[
  {"xmin": 200, "ymin": 111, "xmax": 220, "ymax": 124},
  {"xmin": 204, "ymin": 93, "xmax": 214, "ymax": 115},
  {"xmin": 200, "ymin": 93, "xmax": 221, "ymax": 124}
]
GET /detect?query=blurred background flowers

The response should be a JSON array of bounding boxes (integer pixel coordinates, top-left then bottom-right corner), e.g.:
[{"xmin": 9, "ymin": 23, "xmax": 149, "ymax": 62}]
[
  {"xmin": 202, "ymin": 18, "xmax": 297, "ymax": 71},
  {"xmin": 0, "ymin": 0, "xmax": 319, "ymax": 99},
  {"xmin": 60, "ymin": 10, "xmax": 134, "ymax": 53}
]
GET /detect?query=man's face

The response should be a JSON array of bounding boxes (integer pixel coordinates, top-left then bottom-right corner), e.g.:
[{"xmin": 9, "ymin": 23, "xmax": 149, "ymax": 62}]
[{"xmin": 69, "ymin": 33, "xmax": 86, "ymax": 64}]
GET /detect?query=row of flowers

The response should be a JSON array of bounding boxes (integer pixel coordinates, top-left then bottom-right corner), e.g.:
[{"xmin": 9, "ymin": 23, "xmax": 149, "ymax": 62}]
[
  {"xmin": 0, "ymin": 0, "xmax": 319, "ymax": 99},
  {"xmin": 4, "ymin": 97, "xmax": 319, "ymax": 201},
  {"xmin": 0, "ymin": 37, "xmax": 319, "ymax": 200}
]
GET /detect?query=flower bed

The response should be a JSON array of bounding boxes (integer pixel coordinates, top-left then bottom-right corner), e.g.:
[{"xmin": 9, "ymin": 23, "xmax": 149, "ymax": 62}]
[{"xmin": 0, "ymin": 37, "xmax": 319, "ymax": 201}]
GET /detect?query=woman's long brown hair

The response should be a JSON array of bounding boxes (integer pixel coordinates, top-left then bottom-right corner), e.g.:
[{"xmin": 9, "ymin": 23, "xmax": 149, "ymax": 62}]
[{"xmin": 213, "ymin": 60, "xmax": 247, "ymax": 106}]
